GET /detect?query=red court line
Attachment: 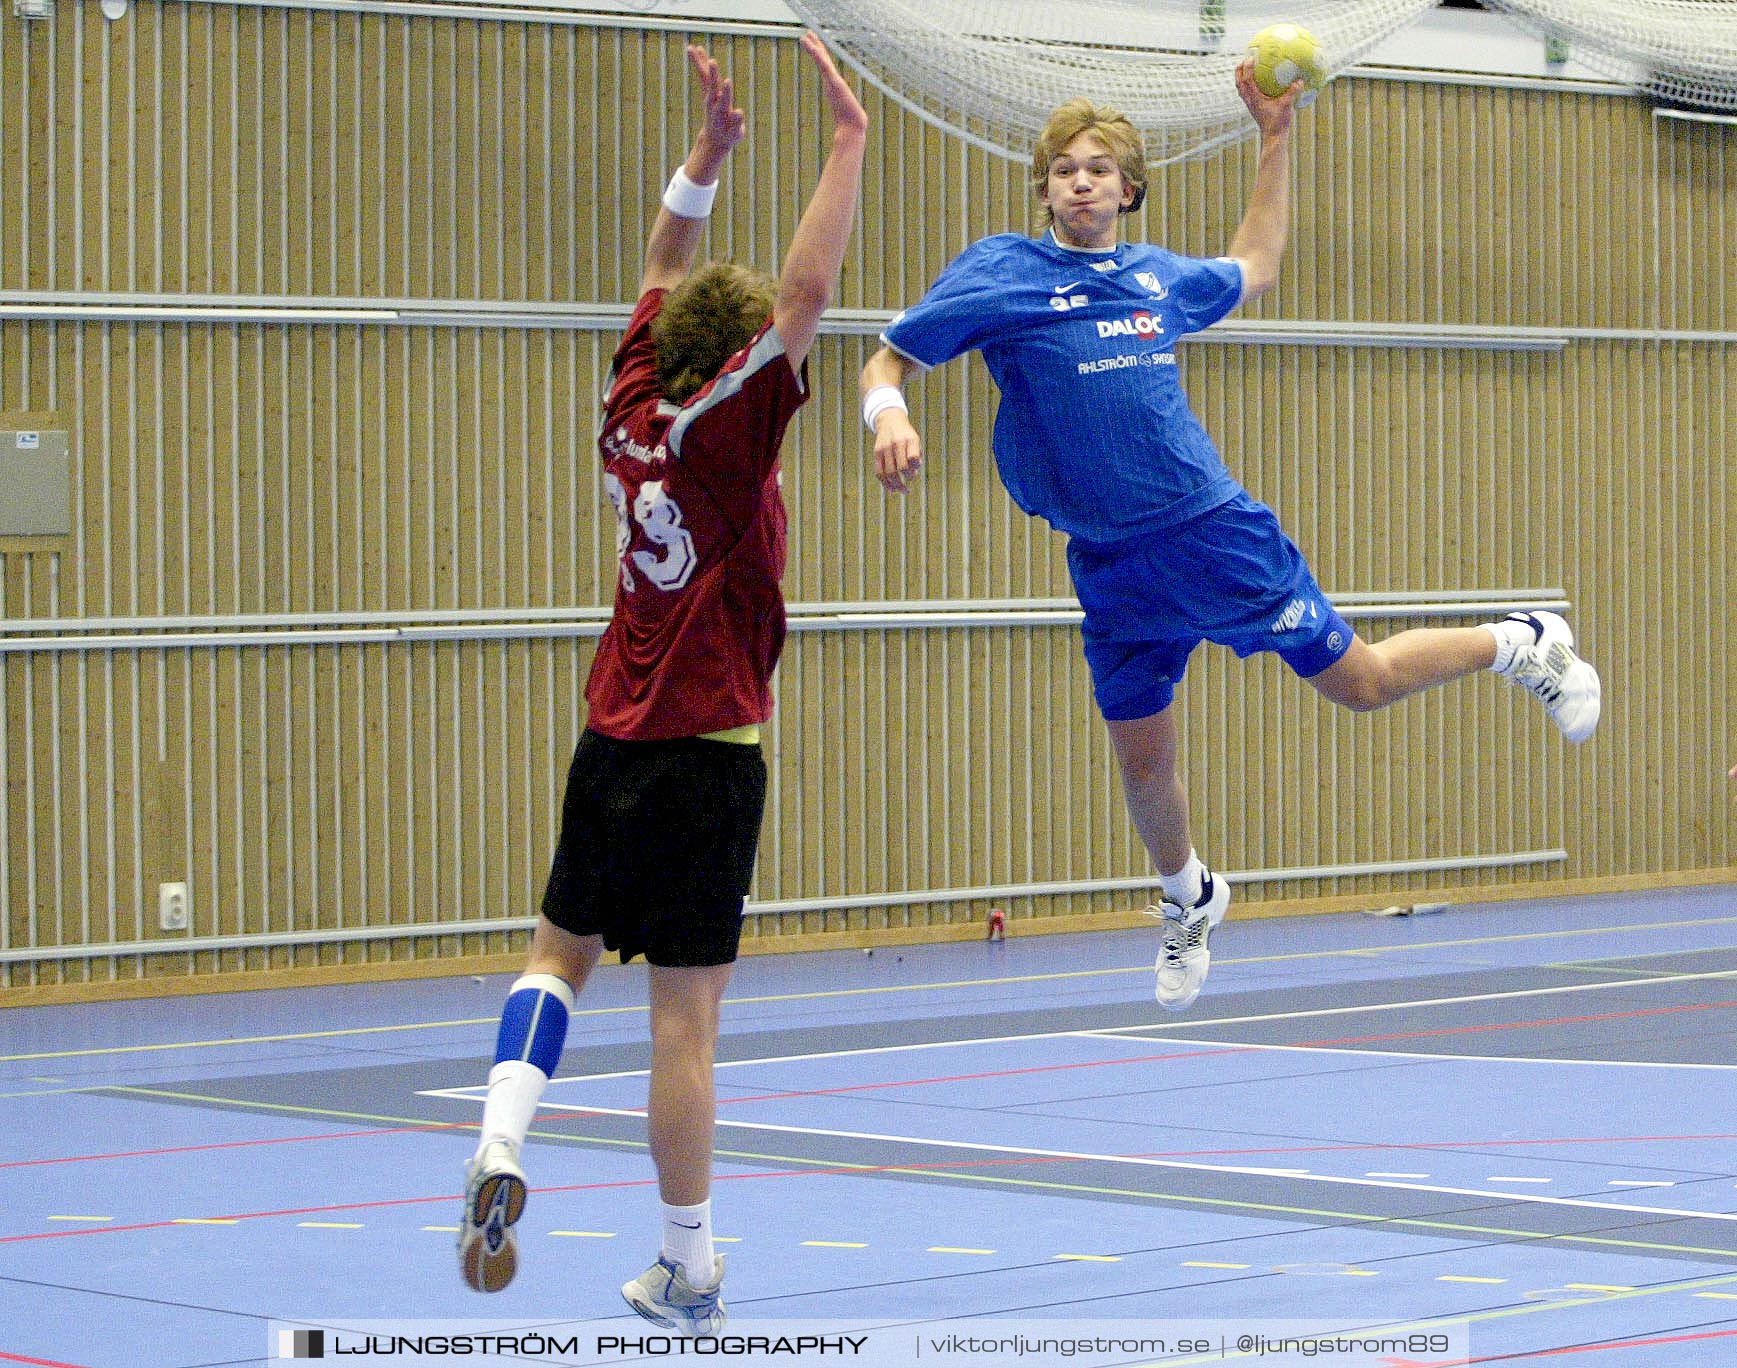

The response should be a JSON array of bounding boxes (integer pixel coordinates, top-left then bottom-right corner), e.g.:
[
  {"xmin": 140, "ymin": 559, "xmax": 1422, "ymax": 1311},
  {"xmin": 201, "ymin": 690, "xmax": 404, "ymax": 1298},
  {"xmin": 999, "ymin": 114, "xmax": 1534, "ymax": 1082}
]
[
  {"xmin": 19, "ymin": 1000, "xmax": 1718, "ymax": 1174},
  {"xmin": 0, "ymin": 1122, "xmax": 471, "ymax": 1170},
  {"xmin": 0, "ymin": 1149, "xmax": 1171, "ymax": 1245},
  {"xmin": 0, "ymin": 1175, "xmax": 655, "ymax": 1244},
  {"xmin": 1134, "ymin": 1133, "xmax": 1737, "ymax": 1158},
  {"xmin": 715, "ymin": 997, "xmax": 1737, "ymax": 1108},
  {"xmin": 1314, "ymin": 999, "xmax": 1737, "ymax": 1048},
  {"xmin": 0, "ymin": 1153, "xmax": 1054, "ymax": 1245},
  {"xmin": 2, "ymin": 1105, "xmax": 640, "ymax": 1172},
  {"xmin": 7, "ymin": 1129, "xmax": 1732, "ymax": 1249},
  {"xmin": 0, "ymin": 1352, "xmax": 93, "ymax": 1368},
  {"xmin": 15, "ymin": 1086, "xmax": 1731, "ymax": 1172},
  {"xmin": 719, "ymin": 1044, "xmax": 1241, "ymax": 1104},
  {"xmin": 12, "ymin": 997, "xmax": 1733, "ymax": 1236}
]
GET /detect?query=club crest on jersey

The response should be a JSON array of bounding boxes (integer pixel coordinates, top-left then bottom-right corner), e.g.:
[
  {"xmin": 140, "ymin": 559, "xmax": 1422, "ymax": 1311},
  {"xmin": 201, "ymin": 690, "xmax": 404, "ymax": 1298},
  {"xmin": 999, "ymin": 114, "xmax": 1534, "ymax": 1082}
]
[
  {"xmin": 1134, "ymin": 271, "xmax": 1169, "ymax": 299},
  {"xmin": 1096, "ymin": 310, "xmax": 1164, "ymax": 339}
]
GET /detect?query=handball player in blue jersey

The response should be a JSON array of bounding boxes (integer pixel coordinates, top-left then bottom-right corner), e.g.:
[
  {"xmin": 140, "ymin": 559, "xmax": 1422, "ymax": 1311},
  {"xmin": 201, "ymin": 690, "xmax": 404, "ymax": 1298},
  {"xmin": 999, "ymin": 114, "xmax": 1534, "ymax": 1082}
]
[
  {"xmin": 861, "ymin": 58, "xmax": 1600, "ymax": 1011},
  {"xmin": 456, "ymin": 36, "xmax": 867, "ymax": 1335}
]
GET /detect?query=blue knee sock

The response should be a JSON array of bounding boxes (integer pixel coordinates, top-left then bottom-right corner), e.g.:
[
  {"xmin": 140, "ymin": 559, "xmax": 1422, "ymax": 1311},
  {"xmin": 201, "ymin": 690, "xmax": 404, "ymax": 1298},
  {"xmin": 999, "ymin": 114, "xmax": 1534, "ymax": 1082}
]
[{"xmin": 494, "ymin": 973, "xmax": 574, "ymax": 1075}]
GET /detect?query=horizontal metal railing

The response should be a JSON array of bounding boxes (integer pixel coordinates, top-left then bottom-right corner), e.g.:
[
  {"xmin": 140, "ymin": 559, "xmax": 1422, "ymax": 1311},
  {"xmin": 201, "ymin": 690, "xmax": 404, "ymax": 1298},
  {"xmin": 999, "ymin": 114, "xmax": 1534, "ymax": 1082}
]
[
  {"xmin": 0, "ymin": 590, "xmax": 1570, "ymax": 655},
  {"xmin": 0, "ymin": 847, "xmax": 1567, "ymax": 964}
]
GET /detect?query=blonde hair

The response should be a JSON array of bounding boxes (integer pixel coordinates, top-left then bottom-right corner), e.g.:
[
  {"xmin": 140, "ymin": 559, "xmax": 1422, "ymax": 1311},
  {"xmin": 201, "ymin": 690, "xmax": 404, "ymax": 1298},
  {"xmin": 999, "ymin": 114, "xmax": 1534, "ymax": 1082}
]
[
  {"xmin": 653, "ymin": 262, "xmax": 778, "ymax": 404},
  {"xmin": 1030, "ymin": 99, "xmax": 1148, "ymax": 229}
]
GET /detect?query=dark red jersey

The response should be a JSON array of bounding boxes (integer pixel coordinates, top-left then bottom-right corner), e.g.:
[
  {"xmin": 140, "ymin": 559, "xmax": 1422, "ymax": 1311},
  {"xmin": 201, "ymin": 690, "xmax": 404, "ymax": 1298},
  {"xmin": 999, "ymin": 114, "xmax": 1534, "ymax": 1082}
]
[{"xmin": 584, "ymin": 289, "xmax": 806, "ymax": 740}]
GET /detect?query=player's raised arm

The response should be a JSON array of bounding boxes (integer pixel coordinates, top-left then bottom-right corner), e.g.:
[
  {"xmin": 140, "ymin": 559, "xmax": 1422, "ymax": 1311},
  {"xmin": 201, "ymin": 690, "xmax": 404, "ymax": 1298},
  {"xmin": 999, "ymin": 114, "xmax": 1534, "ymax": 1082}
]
[
  {"xmin": 1226, "ymin": 56, "xmax": 1304, "ymax": 304},
  {"xmin": 862, "ymin": 345, "xmax": 924, "ymax": 494},
  {"xmin": 640, "ymin": 44, "xmax": 747, "ymax": 296},
  {"xmin": 772, "ymin": 33, "xmax": 869, "ymax": 369}
]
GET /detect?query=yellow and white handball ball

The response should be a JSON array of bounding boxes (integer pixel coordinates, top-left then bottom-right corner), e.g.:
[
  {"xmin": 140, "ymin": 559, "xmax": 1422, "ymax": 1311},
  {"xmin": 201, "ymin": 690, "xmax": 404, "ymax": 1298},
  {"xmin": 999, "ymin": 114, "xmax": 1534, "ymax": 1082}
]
[{"xmin": 1247, "ymin": 22, "xmax": 1326, "ymax": 107}]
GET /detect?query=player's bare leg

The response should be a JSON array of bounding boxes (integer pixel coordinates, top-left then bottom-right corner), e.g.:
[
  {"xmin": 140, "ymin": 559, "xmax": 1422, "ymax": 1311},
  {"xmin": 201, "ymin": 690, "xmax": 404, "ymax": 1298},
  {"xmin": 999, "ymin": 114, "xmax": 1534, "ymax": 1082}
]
[{"xmin": 1105, "ymin": 707, "xmax": 1230, "ymax": 1010}]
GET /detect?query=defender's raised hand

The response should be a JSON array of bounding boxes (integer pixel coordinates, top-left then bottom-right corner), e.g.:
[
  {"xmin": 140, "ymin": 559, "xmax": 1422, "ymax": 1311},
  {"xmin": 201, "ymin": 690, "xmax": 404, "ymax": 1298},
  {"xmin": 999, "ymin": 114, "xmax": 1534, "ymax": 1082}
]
[
  {"xmin": 799, "ymin": 31, "xmax": 868, "ymax": 138},
  {"xmin": 686, "ymin": 44, "xmax": 746, "ymax": 160}
]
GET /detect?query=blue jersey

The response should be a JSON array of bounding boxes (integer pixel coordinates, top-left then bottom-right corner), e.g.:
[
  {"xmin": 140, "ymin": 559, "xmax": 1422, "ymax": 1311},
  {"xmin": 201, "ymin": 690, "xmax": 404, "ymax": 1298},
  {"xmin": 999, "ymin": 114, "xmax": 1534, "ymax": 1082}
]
[{"xmin": 883, "ymin": 230, "xmax": 1245, "ymax": 543}]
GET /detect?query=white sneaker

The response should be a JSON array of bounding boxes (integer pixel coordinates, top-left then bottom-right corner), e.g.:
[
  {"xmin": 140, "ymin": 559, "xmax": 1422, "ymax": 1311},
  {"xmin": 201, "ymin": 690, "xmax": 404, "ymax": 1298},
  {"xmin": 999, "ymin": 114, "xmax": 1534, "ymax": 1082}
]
[
  {"xmin": 1499, "ymin": 611, "xmax": 1601, "ymax": 743},
  {"xmin": 1145, "ymin": 871, "xmax": 1230, "ymax": 1012},
  {"xmin": 622, "ymin": 1254, "xmax": 727, "ymax": 1337},
  {"xmin": 457, "ymin": 1140, "xmax": 527, "ymax": 1294}
]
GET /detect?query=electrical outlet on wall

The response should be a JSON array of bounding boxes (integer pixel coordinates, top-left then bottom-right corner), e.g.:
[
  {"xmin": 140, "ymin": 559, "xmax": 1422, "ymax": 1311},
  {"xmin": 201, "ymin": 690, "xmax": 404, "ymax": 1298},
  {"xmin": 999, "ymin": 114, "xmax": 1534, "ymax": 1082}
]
[{"xmin": 158, "ymin": 882, "xmax": 189, "ymax": 932}]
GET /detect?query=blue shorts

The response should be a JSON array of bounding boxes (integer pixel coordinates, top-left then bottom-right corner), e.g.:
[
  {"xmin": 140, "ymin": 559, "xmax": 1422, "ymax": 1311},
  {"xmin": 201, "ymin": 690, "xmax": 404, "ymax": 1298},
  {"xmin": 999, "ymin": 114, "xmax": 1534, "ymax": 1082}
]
[{"xmin": 1067, "ymin": 490, "xmax": 1354, "ymax": 722}]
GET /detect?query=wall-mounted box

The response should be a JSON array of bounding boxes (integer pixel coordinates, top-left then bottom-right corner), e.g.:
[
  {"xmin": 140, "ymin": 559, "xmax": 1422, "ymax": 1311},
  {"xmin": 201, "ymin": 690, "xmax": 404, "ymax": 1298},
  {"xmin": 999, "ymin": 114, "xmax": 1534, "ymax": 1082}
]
[{"xmin": 0, "ymin": 411, "xmax": 73, "ymax": 544}]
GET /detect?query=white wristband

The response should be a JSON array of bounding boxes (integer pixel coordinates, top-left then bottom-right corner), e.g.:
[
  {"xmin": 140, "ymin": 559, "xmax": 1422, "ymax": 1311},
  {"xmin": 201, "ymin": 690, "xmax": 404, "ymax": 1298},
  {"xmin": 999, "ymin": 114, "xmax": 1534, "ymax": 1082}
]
[
  {"xmin": 662, "ymin": 167, "xmax": 718, "ymax": 219},
  {"xmin": 862, "ymin": 385, "xmax": 909, "ymax": 432}
]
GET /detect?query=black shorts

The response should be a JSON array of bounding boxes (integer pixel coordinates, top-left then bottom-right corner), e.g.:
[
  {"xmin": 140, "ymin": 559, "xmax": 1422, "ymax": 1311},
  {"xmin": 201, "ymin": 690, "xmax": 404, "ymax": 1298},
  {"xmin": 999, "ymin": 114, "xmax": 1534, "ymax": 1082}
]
[{"xmin": 540, "ymin": 728, "xmax": 767, "ymax": 967}]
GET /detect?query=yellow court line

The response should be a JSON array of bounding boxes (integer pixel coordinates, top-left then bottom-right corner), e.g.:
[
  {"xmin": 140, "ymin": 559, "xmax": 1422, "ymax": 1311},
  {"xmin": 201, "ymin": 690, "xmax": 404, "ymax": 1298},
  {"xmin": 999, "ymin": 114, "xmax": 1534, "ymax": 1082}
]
[
  {"xmin": 1552, "ymin": 1232, "xmax": 1737, "ymax": 1258},
  {"xmin": 1541, "ymin": 962, "xmax": 1679, "ymax": 977},
  {"xmin": 103, "ymin": 1085, "xmax": 1737, "ymax": 1265},
  {"xmin": 1054, "ymin": 1254, "xmax": 1121, "ymax": 1262},
  {"xmin": 171, "ymin": 1217, "xmax": 238, "ymax": 1225},
  {"xmin": 801, "ymin": 1241, "xmax": 867, "ymax": 1249},
  {"xmin": 1147, "ymin": 1268, "xmax": 1737, "ymax": 1367},
  {"xmin": 1182, "ymin": 1261, "xmax": 1250, "ymax": 1269},
  {"xmin": 14, "ymin": 912, "xmax": 1737, "ymax": 1064},
  {"xmin": 3, "ymin": 1016, "xmax": 515, "ymax": 1063},
  {"xmin": 101, "ymin": 1085, "xmax": 657, "ymax": 1155},
  {"xmin": 76, "ymin": 1095, "xmax": 1737, "ymax": 1362},
  {"xmin": 0, "ymin": 1085, "xmax": 117, "ymax": 1099},
  {"xmin": 47, "ymin": 1215, "xmax": 112, "ymax": 1222},
  {"xmin": 105, "ymin": 1086, "xmax": 489, "ymax": 1129},
  {"xmin": 860, "ymin": 1164, "xmax": 1737, "ymax": 1263},
  {"xmin": 624, "ymin": 914, "xmax": 1737, "ymax": 1006}
]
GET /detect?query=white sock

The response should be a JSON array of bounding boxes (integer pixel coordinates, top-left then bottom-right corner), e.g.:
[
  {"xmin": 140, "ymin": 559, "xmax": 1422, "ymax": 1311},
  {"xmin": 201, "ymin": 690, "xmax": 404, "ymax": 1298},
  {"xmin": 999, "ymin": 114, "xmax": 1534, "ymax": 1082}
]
[
  {"xmin": 1481, "ymin": 617, "xmax": 1536, "ymax": 676},
  {"xmin": 661, "ymin": 1199, "xmax": 718, "ymax": 1284},
  {"xmin": 476, "ymin": 1059, "xmax": 547, "ymax": 1157},
  {"xmin": 1159, "ymin": 850, "xmax": 1207, "ymax": 908}
]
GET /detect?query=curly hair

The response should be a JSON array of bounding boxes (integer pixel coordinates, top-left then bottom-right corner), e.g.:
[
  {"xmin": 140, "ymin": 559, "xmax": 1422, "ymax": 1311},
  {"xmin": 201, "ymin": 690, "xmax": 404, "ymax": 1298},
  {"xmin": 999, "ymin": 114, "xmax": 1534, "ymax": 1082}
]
[
  {"xmin": 1030, "ymin": 99, "xmax": 1148, "ymax": 229},
  {"xmin": 653, "ymin": 263, "xmax": 779, "ymax": 404}
]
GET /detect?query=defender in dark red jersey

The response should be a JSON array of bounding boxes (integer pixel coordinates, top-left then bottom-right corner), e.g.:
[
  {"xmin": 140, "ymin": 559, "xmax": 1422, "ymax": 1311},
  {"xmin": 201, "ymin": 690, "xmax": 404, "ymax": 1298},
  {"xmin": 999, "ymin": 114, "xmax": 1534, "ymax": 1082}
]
[
  {"xmin": 457, "ymin": 34, "xmax": 867, "ymax": 1334},
  {"xmin": 584, "ymin": 285, "xmax": 799, "ymax": 740}
]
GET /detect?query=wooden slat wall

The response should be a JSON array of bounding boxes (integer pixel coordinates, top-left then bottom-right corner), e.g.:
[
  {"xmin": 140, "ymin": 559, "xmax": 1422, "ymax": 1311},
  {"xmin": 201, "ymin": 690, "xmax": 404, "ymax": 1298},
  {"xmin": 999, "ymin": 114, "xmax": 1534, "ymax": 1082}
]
[{"xmin": 0, "ymin": 7, "xmax": 1732, "ymax": 988}]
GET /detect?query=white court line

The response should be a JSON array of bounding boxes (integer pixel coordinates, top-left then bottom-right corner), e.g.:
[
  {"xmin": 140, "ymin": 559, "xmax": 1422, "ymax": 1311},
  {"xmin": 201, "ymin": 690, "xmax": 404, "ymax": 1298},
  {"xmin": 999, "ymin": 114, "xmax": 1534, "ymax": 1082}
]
[
  {"xmin": 1074, "ymin": 966, "xmax": 1737, "ymax": 1034},
  {"xmin": 1081, "ymin": 1031, "xmax": 1737, "ymax": 1070},
  {"xmin": 416, "ymin": 990, "xmax": 1737, "ymax": 1220},
  {"xmin": 419, "ymin": 966, "xmax": 1737, "ymax": 1099},
  {"xmin": 430, "ymin": 1093, "xmax": 1737, "ymax": 1225},
  {"xmin": 421, "ymin": 1024, "xmax": 1141, "ymax": 1090}
]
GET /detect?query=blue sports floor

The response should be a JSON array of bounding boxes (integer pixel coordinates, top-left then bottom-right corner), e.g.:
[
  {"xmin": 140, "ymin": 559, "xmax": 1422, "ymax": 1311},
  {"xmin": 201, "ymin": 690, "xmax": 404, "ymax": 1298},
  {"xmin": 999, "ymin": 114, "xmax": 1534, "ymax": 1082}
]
[{"xmin": 5, "ymin": 885, "xmax": 1737, "ymax": 1367}]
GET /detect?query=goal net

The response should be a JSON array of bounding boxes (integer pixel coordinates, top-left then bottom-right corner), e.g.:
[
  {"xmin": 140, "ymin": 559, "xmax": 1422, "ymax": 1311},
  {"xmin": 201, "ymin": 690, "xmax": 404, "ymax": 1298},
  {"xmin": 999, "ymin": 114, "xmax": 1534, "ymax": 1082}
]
[{"xmin": 781, "ymin": 0, "xmax": 1737, "ymax": 164}]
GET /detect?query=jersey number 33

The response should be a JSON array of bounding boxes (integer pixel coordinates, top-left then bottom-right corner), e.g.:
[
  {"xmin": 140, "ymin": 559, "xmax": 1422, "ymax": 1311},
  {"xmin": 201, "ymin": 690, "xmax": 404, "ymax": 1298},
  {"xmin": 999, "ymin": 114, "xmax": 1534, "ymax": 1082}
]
[{"xmin": 604, "ymin": 473, "xmax": 697, "ymax": 593}]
